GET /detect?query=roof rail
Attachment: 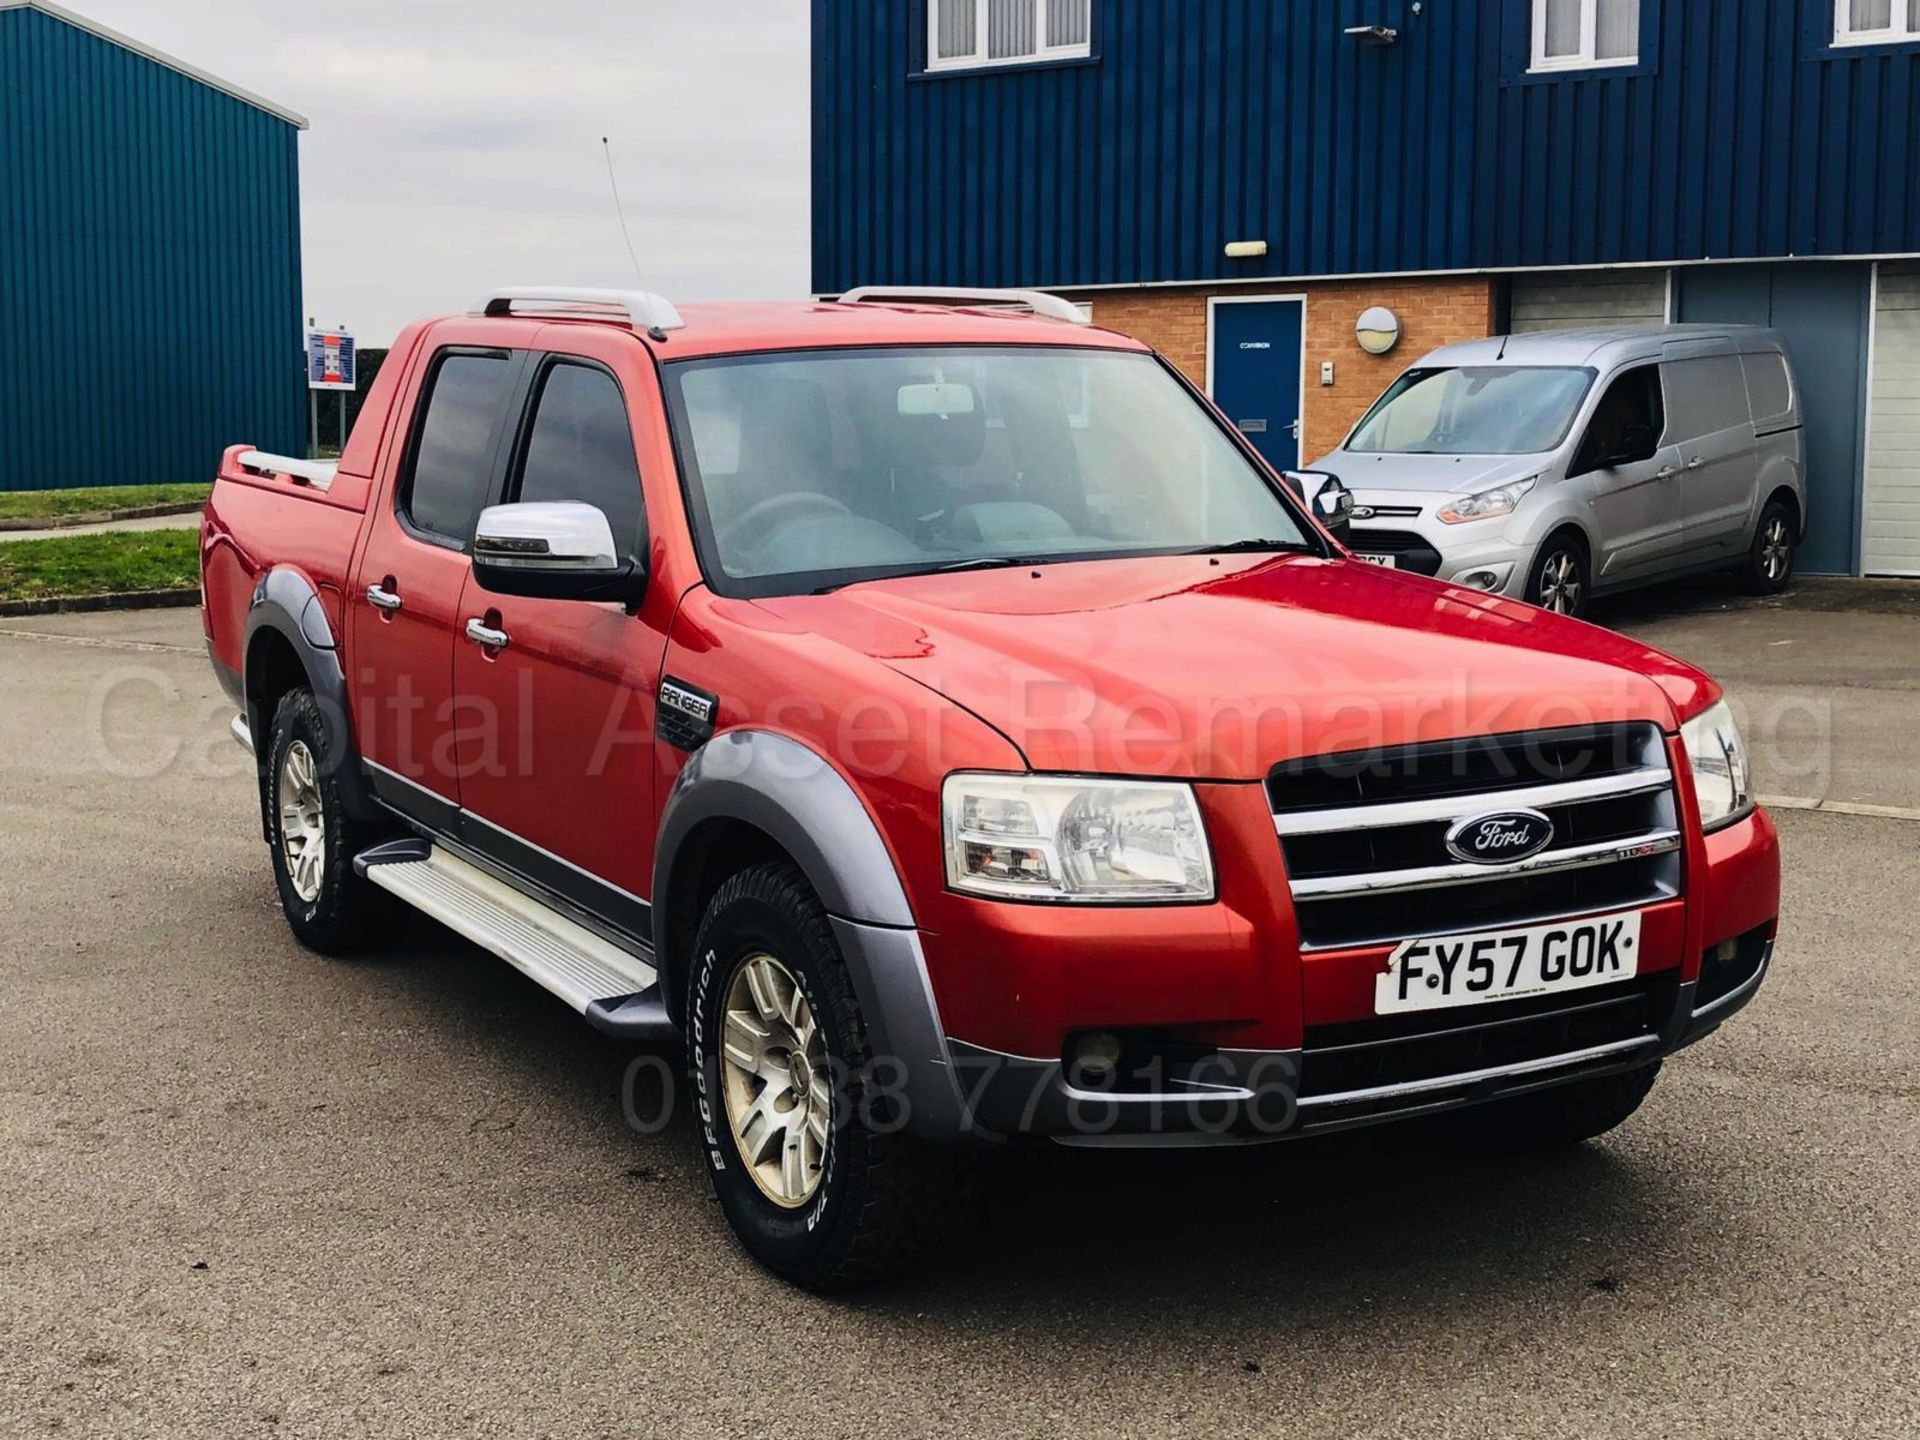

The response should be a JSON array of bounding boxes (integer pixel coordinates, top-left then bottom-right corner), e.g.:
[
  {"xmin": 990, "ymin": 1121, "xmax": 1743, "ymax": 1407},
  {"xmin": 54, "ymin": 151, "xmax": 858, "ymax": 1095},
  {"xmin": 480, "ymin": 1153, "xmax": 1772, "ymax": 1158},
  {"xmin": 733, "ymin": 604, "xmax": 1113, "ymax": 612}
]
[
  {"xmin": 471, "ymin": 286, "xmax": 686, "ymax": 333},
  {"xmin": 837, "ymin": 286, "xmax": 1092, "ymax": 326}
]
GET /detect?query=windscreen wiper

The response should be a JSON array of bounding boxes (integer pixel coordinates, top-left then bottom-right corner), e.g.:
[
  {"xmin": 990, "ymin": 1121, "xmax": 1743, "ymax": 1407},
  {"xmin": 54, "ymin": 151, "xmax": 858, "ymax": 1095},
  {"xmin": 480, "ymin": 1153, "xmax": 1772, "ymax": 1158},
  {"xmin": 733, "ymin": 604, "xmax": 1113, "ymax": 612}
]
[
  {"xmin": 809, "ymin": 555, "xmax": 1046, "ymax": 594},
  {"xmin": 1177, "ymin": 538, "xmax": 1317, "ymax": 556},
  {"xmin": 928, "ymin": 554, "xmax": 1055, "ymax": 575}
]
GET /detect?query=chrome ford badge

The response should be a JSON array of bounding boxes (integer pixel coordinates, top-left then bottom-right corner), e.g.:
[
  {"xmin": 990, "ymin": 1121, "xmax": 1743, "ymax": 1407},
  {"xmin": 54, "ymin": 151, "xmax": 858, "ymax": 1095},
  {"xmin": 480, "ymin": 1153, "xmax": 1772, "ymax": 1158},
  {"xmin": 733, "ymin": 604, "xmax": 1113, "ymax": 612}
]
[{"xmin": 1445, "ymin": 808, "xmax": 1555, "ymax": 865}]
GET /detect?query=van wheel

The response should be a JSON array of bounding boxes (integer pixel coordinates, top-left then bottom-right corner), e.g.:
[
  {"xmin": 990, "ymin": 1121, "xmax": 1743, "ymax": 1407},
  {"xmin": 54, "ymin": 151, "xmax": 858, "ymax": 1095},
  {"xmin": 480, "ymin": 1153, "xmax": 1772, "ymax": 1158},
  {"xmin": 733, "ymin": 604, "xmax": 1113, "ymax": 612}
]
[
  {"xmin": 1741, "ymin": 498, "xmax": 1797, "ymax": 595},
  {"xmin": 1525, "ymin": 533, "xmax": 1590, "ymax": 617},
  {"xmin": 264, "ymin": 688, "xmax": 399, "ymax": 955},
  {"xmin": 688, "ymin": 860, "xmax": 965, "ymax": 1291}
]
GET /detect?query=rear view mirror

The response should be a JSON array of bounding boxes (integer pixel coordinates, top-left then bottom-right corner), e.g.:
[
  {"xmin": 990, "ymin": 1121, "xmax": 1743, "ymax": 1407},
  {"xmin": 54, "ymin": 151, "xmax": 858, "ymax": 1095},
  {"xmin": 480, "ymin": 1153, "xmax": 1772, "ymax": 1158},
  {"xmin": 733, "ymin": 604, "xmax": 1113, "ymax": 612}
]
[
  {"xmin": 472, "ymin": 501, "xmax": 648, "ymax": 604},
  {"xmin": 898, "ymin": 382, "xmax": 977, "ymax": 416}
]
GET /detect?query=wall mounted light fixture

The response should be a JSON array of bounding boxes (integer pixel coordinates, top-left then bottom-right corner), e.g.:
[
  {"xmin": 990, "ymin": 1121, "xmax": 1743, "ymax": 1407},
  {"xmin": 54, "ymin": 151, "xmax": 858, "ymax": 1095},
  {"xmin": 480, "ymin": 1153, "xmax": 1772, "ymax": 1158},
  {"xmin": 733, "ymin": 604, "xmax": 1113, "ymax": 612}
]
[{"xmin": 1355, "ymin": 306, "xmax": 1402, "ymax": 355}]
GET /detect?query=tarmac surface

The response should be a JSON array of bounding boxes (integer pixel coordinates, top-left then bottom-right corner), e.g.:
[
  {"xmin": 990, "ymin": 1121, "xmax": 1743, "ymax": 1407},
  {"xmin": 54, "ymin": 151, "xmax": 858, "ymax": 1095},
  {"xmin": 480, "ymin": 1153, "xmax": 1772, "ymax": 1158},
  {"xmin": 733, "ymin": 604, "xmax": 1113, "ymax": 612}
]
[{"xmin": 1, "ymin": 591, "xmax": 1915, "ymax": 1438}]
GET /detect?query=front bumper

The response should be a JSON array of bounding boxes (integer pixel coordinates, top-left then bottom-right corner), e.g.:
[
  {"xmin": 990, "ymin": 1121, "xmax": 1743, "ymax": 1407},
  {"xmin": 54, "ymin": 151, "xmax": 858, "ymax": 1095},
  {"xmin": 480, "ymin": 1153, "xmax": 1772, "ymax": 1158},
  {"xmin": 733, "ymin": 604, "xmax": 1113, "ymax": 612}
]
[
  {"xmin": 1346, "ymin": 498, "xmax": 1531, "ymax": 595},
  {"xmin": 894, "ymin": 793, "xmax": 1779, "ymax": 1148},
  {"xmin": 935, "ymin": 925, "xmax": 1771, "ymax": 1147}
]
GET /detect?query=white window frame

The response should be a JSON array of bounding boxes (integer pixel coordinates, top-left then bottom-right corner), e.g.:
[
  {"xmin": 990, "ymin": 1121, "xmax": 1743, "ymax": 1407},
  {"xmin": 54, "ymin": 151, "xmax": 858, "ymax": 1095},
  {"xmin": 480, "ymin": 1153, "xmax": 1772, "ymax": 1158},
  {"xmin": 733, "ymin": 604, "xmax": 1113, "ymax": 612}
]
[
  {"xmin": 926, "ymin": 0, "xmax": 1093, "ymax": 73},
  {"xmin": 1529, "ymin": 0, "xmax": 1639, "ymax": 73},
  {"xmin": 1833, "ymin": 1, "xmax": 1920, "ymax": 46}
]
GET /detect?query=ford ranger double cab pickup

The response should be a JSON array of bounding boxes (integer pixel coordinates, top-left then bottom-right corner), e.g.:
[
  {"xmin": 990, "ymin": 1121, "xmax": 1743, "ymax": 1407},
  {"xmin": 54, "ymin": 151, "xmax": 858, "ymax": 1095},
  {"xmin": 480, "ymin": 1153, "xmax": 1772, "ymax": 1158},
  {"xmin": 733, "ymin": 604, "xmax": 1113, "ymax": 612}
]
[{"xmin": 202, "ymin": 285, "xmax": 1779, "ymax": 1290}]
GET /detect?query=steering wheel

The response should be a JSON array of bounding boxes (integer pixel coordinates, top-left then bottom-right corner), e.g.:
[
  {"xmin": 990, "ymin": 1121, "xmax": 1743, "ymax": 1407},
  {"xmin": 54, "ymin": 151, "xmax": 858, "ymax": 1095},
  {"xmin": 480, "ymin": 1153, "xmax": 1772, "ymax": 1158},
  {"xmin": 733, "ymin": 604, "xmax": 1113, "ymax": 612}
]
[{"xmin": 720, "ymin": 491, "xmax": 852, "ymax": 562}]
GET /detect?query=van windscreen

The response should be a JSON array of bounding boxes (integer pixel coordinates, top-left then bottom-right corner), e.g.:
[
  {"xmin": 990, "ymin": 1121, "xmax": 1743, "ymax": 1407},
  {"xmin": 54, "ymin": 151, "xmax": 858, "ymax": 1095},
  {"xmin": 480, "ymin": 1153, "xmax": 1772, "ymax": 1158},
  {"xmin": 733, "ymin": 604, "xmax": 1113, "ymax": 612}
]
[{"xmin": 1347, "ymin": 366, "xmax": 1596, "ymax": 456}]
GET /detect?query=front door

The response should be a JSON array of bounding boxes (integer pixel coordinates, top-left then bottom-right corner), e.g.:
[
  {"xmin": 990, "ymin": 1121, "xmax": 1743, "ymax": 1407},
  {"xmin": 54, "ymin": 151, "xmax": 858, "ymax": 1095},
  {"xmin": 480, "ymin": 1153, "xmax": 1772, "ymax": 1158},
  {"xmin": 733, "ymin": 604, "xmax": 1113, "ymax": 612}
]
[
  {"xmin": 1210, "ymin": 299, "xmax": 1305, "ymax": 471},
  {"xmin": 1571, "ymin": 363, "xmax": 1689, "ymax": 583}
]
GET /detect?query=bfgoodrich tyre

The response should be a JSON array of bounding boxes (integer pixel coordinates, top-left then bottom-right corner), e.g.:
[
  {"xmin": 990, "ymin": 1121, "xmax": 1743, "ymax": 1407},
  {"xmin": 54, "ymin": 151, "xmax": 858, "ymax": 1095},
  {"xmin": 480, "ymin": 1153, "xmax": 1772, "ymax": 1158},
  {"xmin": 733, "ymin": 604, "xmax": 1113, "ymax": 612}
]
[
  {"xmin": 687, "ymin": 860, "xmax": 963, "ymax": 1291},
  {"xmin": 263, "ymin": 687, "xmax": 399, "ymax": 955}
]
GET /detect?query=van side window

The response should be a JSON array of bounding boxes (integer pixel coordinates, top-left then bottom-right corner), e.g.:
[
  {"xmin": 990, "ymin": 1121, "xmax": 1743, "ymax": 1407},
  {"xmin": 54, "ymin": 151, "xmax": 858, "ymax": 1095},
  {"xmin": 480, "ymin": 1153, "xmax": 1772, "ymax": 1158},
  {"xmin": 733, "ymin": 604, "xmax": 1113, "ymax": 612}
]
[
  {"xmin": 1741, "ymin": 352, "xmax": 1794, "ymax": 428},
  {"xmin": 1574, "ymin": 365, "xmax": 1664, "ymax": 474},
  {"xmin": 1663, "ymin": 355, "xmax": 1751, "ymax": 443},
  {"xmin": 511, "ymin": 362, "xmax": 646, "ymax": 556},
  {"xmin": 403, "ymin": 351, "xmax": 516, "ymax": 543}
]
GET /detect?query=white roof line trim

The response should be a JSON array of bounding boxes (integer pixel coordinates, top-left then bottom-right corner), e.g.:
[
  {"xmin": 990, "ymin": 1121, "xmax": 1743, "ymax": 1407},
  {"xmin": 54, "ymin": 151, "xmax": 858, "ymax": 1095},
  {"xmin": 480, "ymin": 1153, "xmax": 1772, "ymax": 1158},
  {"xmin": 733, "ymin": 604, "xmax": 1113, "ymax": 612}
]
[{"xmin": 1, "ymin": 1, "xmax": 310, "ymax": 129}]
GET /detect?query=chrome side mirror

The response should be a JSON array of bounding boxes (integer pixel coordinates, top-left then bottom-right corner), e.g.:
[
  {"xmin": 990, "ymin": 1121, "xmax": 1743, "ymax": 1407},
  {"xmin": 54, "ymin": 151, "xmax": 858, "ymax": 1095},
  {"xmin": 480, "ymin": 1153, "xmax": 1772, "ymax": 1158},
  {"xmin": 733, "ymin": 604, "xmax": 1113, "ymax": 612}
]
[
  {"xmin": 472, "ymin": 501, "xmax": 647, "ymax": 603},
  {"xmin": 1284, "ymin": 470, "xmax": 1355, "ymax": 543}
]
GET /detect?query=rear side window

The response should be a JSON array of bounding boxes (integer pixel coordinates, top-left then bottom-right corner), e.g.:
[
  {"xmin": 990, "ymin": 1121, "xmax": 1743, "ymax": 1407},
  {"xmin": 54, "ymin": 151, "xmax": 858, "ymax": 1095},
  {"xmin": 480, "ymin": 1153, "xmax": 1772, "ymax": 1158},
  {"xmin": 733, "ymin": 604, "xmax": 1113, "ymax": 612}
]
[
  {"xmin": 1662, "ymin": 355, "xmax": 1751, "ymax": 443},
  {"xmin": 1742, "ymin": 352, "xmax": 1794, "ymax": 427},
  {"xmin": 511, "ymin": 362, "xmax": 645, "ymax": 554},
  {"xmin": 403, "ymin": 352, "xmax": 515, "ymax": 542},
  {"xmin": 1574, "ymin": 364, "xmax": 1665, "ymax": 472}
]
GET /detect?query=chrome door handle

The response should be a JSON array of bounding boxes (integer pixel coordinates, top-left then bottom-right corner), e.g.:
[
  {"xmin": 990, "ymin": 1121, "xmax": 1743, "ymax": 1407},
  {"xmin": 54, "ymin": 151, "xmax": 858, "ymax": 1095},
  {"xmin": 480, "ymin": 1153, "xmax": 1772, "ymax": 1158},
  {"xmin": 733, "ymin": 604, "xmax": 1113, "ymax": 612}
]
[
  {"xmin": 1686, "ymin": 457, "xmax": 1704, "ymax": 470},
  {"xmin": 1656, "ymin": 465, "xmax": 1680, "ymax": 479},
  {"xmin": 464, "ymin": 618, "xmax": 509, "ymax": 649},
  {"xmin": 366, "ymin": 584, "xmax": 402, "ymax": 612}
]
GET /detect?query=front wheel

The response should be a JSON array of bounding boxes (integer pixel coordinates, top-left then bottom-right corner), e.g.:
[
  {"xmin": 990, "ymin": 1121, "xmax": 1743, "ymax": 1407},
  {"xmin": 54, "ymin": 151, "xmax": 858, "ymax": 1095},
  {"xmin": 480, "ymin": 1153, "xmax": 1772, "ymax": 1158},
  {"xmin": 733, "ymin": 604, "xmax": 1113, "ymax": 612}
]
[
  {"xmin": 1524, "ymin": 533, "xmax": 1591, "ymax": 618},
  {"xmin": 688, "ymin": 861, "xmax": 965, "ymax": 1291}
]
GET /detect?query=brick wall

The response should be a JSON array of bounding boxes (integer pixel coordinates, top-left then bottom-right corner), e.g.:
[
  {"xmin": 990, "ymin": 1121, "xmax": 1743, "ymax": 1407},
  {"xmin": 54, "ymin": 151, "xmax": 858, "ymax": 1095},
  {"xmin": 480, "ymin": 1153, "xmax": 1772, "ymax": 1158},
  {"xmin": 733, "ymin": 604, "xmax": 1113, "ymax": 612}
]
[{"xmin": 1070, "ymin": 276, "xmax": 1498, "ymax": 462}]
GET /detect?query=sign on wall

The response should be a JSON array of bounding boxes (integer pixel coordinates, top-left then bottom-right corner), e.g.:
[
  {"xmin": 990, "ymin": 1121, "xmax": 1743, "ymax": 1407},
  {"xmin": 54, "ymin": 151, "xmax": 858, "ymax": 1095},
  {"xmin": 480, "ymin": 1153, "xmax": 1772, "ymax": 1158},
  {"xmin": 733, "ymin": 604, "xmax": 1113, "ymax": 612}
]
[{"xmin": 306, "ymin": 328, "xmax": 356, "ymax": 391}]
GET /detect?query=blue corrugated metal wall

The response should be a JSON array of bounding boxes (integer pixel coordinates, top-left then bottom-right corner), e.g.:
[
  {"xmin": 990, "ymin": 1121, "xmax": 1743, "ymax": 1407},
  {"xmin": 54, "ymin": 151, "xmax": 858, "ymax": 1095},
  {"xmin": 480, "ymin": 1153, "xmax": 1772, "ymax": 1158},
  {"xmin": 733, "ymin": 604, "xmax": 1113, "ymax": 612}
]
[
  {"xmin": 812, "ymin": 0, "xmax": 1920, "ymax": 293},
  {"xmin": 0, "ymin": 6, "xmax": 303, "ymax": 492}
]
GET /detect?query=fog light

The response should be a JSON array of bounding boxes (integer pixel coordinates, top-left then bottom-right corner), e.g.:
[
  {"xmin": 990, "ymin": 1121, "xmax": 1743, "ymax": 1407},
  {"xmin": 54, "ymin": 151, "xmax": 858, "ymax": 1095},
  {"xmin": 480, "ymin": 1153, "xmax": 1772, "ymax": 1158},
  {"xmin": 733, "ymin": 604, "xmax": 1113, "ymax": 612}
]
[
  {"xmin": 1453, "ymin": 562, "xmax": 1515, "ymax": 593},
  {"xmin": 1071, "ymin": 1031, "xmax": 1124, "ymax": 1081}
]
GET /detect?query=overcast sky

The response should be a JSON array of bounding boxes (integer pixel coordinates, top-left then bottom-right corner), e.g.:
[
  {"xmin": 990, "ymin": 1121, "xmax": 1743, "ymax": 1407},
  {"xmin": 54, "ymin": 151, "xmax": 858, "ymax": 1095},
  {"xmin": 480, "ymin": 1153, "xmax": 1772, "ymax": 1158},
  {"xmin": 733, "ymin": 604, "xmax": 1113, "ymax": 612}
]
[{"xmin": 77, "ymin": 0, "xmax": 811, "ymax": 344}]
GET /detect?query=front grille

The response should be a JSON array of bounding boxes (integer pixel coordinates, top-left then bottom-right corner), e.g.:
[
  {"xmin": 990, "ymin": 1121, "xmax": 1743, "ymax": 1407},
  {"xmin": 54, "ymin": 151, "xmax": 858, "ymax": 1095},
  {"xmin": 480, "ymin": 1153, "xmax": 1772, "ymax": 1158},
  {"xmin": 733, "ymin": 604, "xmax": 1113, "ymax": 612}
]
[
  {"xmin": 1272, "ymin": 724, "xmax": 1681, "ymax": 951},
  {"xmin": 1298, "ymin": 973, "xmax": 1676, "ymax": 1105},
  {"xmin": 1346, "ymin": 527, "xmax": 1442, "ymax": 576}
]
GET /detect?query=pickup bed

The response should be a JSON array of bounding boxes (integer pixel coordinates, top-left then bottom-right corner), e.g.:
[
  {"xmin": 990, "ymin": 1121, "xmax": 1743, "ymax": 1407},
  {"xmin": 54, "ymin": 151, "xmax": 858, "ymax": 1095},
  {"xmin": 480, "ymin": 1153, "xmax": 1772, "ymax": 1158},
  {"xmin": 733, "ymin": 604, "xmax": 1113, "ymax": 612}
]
[{"xmin": 203, "ymin": 286, "xmax": 1779, "ymax": 1290}]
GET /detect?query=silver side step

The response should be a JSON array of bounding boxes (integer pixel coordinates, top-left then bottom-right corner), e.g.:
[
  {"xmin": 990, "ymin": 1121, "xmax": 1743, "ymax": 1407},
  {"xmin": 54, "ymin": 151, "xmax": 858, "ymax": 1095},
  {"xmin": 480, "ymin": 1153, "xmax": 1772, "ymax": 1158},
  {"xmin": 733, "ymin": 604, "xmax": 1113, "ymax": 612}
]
[{"xmin": 358, "ymin": 844, "xmax": 658, "ymax": 1014}]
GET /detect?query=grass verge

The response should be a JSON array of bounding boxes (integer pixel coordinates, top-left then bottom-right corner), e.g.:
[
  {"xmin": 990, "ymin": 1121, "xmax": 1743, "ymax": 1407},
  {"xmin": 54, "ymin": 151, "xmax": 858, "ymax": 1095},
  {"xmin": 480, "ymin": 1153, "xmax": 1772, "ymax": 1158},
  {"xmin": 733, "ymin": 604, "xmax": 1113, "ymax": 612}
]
[
  {"xmin": 0, "ymin": 483, "xmax": 210, "ymax": 521},
  {"xmin": 0, "ymin": 530, "xmax": 199, "ymax": 602}
]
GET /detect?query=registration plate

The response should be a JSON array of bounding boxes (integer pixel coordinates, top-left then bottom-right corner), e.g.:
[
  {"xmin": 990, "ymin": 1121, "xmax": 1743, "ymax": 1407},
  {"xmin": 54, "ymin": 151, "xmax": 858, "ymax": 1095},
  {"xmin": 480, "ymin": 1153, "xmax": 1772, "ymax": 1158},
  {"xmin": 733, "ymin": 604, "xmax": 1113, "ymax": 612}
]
[
  {"xmin": 1355, "ymin": 552, "xmax": 1398, "ymax": 568},
  {"xmin": 1375, "ymin": 912, "xmax": 1642, "ymax": 1016}
]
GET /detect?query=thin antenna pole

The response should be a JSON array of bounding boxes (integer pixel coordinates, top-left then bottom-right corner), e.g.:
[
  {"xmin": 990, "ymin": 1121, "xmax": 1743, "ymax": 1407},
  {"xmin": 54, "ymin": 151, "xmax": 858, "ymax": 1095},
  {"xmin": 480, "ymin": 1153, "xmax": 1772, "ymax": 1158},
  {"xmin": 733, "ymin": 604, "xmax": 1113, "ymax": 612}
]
[{"xmin": 602, "ymin": 136, "xmax": 646, "ymax": 287}]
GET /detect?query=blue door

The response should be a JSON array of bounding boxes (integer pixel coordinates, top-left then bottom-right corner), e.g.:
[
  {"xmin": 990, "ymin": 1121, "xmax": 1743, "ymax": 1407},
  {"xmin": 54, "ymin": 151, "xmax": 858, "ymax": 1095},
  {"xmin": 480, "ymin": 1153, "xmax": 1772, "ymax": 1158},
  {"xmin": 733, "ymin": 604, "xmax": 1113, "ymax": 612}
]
[{"xmin": 1210, "ymin": 300, "xmax": 1305, "ymax": 471}]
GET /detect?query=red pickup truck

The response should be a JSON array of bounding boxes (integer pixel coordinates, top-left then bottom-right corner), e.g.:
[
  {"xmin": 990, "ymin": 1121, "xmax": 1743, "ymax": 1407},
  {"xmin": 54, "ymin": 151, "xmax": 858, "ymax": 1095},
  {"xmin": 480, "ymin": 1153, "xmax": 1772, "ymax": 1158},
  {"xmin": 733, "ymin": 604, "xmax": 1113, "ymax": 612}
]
[{"xmin": 202, "ymin": 286, "xmax": 1779, "ymax": 1289}]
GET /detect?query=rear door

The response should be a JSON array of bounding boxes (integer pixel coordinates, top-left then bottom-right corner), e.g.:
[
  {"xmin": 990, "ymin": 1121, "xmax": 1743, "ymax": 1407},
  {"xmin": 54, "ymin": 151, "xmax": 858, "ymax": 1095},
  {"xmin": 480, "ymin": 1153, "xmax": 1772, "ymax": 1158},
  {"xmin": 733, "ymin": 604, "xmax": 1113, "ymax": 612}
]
[
  {"xmin": 1571, "ymin": 364, "xmax": 1687, "ymax": 583},
  {"xmin": 350, "ymin": 346, "xmax": 522, "ymax": 816},
  {"xmin": 1663, "ymin": 348, "xmax": 1760, "ymax": 560}
]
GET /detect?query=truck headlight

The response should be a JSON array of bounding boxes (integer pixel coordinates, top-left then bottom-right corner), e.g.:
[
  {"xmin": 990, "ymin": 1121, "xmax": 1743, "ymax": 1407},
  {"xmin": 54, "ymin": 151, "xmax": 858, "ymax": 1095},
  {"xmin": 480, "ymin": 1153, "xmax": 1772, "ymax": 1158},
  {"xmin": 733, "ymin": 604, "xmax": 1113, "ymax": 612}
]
[
  {"xmin": 1681, "ymin": 700, "xmax": 1755, "ymax": 832},
  {"xmin": 1437, "ymin": 477, "xmax": 1538, "ymax": 525},
  {"xmin": 941, "ymin": 774, "xmax": 1215, "ymax": 903}
]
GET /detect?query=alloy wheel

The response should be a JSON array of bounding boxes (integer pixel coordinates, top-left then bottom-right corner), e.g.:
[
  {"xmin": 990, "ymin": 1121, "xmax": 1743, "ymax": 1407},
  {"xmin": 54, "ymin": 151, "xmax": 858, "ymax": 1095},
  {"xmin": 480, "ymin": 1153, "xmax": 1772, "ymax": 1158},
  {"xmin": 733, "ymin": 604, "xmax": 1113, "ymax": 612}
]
[
  {"xmin": 1761, "ymin": 516, "xmax": 1791, "ymax": 583},
  {"xmin": 720, "ymin": 952, "xmax": 831, "ymax": 1208},
  {"xmin": 1538, "ymin": 550, "xmax": 1583, "ymax": 615},
  {"xmin": 276, "ymin": 739, "xmax": 326, "ymax": 903}
]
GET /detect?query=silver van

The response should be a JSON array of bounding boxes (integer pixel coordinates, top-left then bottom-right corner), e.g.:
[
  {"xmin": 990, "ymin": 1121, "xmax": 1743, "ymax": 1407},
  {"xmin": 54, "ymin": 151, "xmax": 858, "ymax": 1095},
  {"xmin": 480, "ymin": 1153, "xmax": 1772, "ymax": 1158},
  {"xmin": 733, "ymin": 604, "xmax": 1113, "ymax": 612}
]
[{"xmin": 1305, "ymin": 326, "xmax": 1807, "ymax": 617}]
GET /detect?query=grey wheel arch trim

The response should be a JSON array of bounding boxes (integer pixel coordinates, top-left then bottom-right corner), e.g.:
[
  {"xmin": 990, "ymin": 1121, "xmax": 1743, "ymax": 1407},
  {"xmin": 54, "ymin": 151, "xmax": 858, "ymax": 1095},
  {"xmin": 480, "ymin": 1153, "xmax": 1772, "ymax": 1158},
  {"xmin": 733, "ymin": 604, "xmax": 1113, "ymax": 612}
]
[
  {"xmin": 653, "ymin": 729, "xmax": 973, "ymax": 1141},
  {"xmin": 242, "ymin": 568, "xmax": 380, "ymax": 834}
]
